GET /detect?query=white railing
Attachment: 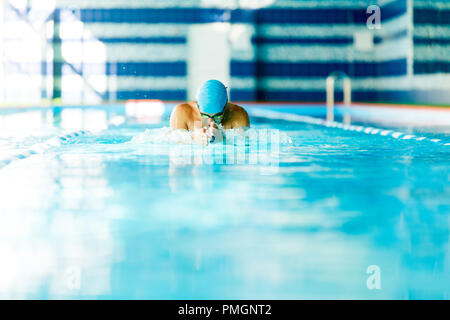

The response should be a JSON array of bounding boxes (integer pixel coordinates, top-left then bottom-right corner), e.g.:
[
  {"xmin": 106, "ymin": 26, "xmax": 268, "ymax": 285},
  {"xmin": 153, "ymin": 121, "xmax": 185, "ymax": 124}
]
[{"xmin": 326, "ymin": 71, "xmax": 352, "ymax": 122}]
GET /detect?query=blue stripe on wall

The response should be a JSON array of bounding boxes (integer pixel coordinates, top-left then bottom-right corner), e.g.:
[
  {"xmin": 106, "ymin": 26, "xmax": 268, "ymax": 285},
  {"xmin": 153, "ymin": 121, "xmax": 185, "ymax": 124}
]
[
  {"xmin": 255, "ymin": 8, "xmax": 362, "ymax": 24},
  {"xmin": 414, "ymin": 9, "xmax": 450, "ymax": 25},
  {"xmin": 55, "ymin": 8, "xmax": 255, "ymax": 24},
  {"xmin": 253, "ymin": 37, "xmax": 352, "ymax": 45},
  {"xmin": 230, "ymin": 59, "xmax": 407, "ymax": 78},
  {"xmin": 252, "ymin": 31, "xmax": 408, "ymax": 46},
  {"xmin": 374, "ymin": 30, "xmax": 408, "ymax": 44},
  {"xmin": 414, "ymin": 62, "xmax": 450, "ymax": 74},
  {"xmin": 230, "ymin": 89, "xmax": 258, "ymax": 101},
  {"xmin": 257, "ymin": 2, "xmax": 405, "ymax": 24},
  {"xmin": 414, "ymin": 37, "xmax": 450, "ymax": 45},
  {"xmin": 51, "ymin": 5, "xmax": 405, "ymax": 25},
  {"xmin": 381, "ymin": 0, "xmax": 408, "ymax": 22}
]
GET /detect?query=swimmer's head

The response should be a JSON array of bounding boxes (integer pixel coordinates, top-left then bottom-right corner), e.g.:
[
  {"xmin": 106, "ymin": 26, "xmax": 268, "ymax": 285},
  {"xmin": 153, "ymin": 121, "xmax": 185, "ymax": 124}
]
[{"xmin": 196, "ymin": 79, "xmax": 228, "ymax": 115}]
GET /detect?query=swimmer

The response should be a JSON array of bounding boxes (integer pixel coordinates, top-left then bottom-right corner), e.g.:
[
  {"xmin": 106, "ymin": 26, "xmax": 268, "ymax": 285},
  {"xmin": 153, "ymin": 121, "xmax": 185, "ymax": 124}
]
[{"xmin": 169, "ymin": 79, "xmax": 249, "ymax": 145}]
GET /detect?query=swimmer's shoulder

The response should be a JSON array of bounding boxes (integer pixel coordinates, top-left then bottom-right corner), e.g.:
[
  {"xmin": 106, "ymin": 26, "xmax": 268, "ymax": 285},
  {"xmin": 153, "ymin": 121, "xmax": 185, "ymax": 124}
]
[
  {"xmin": 172, "ymin": 101, "xmax": 198, "ymax": 114},
  {"xmin": 223, "ymin": 102, "xmax": 250, "ymax": 128},
  {"xmin": 225, "ymin": 102, "xmax": 245, "ymax": 112},
  {"xmin": 170, "ymin": 102, "xmax": 201, "ymax": 129}
]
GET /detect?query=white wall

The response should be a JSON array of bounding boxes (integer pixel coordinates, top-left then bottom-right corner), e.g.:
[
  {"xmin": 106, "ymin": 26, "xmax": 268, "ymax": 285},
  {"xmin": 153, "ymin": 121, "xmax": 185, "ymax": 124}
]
[{"xmin": 187, "ymin": 23, "xmax": 231, "ymax": 101}]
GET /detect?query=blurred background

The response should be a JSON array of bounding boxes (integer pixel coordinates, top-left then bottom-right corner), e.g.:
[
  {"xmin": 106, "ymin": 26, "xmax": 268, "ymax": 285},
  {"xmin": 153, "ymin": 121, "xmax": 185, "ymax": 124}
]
[
  {"xmin": 0, "ymin": 0, "xmax": 448, "ymax": 106},
  {"xmin": 0, "ymin": 0, "xmax": 450, "ymax": 300}
]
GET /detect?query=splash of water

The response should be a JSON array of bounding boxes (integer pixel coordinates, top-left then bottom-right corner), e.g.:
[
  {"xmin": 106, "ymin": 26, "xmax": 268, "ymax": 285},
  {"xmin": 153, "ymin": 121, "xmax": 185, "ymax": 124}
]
[{"xmin": 130, "ymin": 127, "xmax": 292, "ymax": 145}]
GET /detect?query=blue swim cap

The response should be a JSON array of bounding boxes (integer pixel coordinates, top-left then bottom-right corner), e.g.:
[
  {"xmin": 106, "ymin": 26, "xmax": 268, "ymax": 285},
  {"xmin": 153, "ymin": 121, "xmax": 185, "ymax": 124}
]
[{"xmin": 196, "ymin": 80, "xmax": 228, "ymax": 114}]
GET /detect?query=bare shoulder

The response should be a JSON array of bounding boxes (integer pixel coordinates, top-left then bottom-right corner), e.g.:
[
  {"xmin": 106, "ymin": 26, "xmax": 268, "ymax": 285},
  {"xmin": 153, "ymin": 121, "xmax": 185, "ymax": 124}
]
[
  {"xmin": 225, "ymin": 102, "xmax": 247, "ymax": 113},
  {"xmin": 172, "ymin": 102, "xmax": 197, "ymax": 115},
  {"xmin": 222, "ymin": 102, "xmax": 250, "ymax": 129},
  {"xmin": 170, "ymin": 102, "xmax": 200, "ymax": 130}
]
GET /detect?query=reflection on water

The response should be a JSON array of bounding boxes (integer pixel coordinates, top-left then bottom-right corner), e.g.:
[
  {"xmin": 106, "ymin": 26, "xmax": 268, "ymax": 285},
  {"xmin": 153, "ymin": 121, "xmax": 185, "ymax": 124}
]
[
  {"xmin": 0, "ymin": 153, "xmax": 120, "ymax": 299},
  {"xmin": 0, "ymin": 112, "xmax": 449, "ymax": 299}
]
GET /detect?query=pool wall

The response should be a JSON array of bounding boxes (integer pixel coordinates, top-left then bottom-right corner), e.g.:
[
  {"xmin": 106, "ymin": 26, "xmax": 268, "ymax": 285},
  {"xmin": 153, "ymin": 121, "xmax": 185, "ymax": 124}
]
[{"xmin": 1, "ymin": 0, "xmax": 449, "ymax": 106}]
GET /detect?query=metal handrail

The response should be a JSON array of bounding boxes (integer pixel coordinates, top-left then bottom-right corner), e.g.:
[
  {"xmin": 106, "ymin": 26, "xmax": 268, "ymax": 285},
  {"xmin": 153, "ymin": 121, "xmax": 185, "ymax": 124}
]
[{"xmin": 326, "ymin": 71, "xmax": 352, "ymax": 122}]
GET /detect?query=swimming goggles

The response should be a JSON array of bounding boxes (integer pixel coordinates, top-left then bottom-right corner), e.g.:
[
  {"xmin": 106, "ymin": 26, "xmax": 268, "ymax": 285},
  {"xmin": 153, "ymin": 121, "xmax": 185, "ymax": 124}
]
[{"xmin": 200, "ymin": 112, "xmax": 223, "ymax": 124}]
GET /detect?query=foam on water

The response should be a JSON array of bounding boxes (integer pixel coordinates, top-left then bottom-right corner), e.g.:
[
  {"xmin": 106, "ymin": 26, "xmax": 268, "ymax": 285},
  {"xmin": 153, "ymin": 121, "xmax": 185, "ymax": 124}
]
[{"xmin": 130, "ymin": 126, "xmax": 293, "ymax": 146}]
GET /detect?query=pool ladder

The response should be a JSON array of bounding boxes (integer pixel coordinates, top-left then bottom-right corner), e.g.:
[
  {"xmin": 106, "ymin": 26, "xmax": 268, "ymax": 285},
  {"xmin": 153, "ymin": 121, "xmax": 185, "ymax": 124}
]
[{"xmin": 326, "ymin": 72, "xmax": 352, "ymax": 123}]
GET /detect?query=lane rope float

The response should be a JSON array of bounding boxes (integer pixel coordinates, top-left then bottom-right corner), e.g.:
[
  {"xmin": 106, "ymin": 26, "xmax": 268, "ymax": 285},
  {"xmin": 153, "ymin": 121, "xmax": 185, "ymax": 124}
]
[
  {"xmin": 249, "ymin": 109, "xmax": 450, "ymax": 146},
  {"xmin": 0, "ymin": 129, "xmax": 90, "ymax": 169}
]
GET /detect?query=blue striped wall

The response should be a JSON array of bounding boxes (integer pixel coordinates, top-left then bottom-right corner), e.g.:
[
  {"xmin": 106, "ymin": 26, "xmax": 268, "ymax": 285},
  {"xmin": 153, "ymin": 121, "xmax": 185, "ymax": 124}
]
[
  {"xmin": 413, "ymin": 1, "xmax": 450, "ymax": 75},
  {"xmin": 230, "ymin": 0, "xmax": 411, "ymax": 102},
  {"xmin": 1, "ymin": 0, "xmax": 449, "ymax": 105},
  {"xmin": 408, "ymin": 0, "xmax": 450, "ymax": 104}
]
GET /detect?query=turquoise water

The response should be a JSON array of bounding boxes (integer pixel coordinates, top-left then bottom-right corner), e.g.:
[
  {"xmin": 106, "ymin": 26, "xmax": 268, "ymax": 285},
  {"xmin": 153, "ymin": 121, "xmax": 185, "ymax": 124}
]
[{"xmin": 0, "ymin": 106, "xmax": 449, "ymax": 299}]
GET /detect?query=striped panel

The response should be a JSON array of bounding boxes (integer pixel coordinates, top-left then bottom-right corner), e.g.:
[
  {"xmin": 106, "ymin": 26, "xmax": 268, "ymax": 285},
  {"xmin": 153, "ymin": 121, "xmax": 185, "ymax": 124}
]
[
  {"xmin": 413, "ymin": 2, "xmax": 450, "ymax": 76},
  {"xmin": 227, "ymin": 1, "xmax": 410, "ymax": 102},
  {"xmin": 3, "ymin": 0, "xmax": 447, "ymax": 104}
]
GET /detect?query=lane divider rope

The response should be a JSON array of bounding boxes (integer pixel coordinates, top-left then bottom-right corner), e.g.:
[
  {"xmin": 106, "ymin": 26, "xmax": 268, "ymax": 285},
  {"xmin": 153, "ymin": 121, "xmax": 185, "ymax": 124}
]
[
  {"xmin": 249, "ymin": 109, "xmax": 450, "ymax": 146},
  {"xmin": 0, "ymin": 129, "xmax": 90, "ymax": 169}
]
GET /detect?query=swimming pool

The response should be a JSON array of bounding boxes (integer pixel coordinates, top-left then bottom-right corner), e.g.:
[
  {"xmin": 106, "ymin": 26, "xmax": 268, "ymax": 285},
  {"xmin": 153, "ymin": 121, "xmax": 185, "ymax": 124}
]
[{"xmin": 0, "ymin": 103, "xmax": 449, "ymax": 299}]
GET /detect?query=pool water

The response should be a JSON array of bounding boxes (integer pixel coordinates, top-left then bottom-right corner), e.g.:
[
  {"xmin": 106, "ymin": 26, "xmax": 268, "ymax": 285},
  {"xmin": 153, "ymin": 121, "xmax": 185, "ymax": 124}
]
[{"xmin": 0, "ymin": 106, "xmax": 449, "ymax": 299}]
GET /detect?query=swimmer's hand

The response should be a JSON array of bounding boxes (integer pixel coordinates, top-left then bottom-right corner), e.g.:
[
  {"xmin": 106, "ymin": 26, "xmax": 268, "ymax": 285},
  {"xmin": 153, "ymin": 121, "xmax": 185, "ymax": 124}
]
[
  {"xmin": 191, "ymin": 122, "xmax": 223, "ymax": 146},
  {"xmin": 206, "ymin": 122, "xmax": 223, "ymax": 144},
  {"xmin": 192, "ymin": 127, "xmax": 209, "ymax": 146}
]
